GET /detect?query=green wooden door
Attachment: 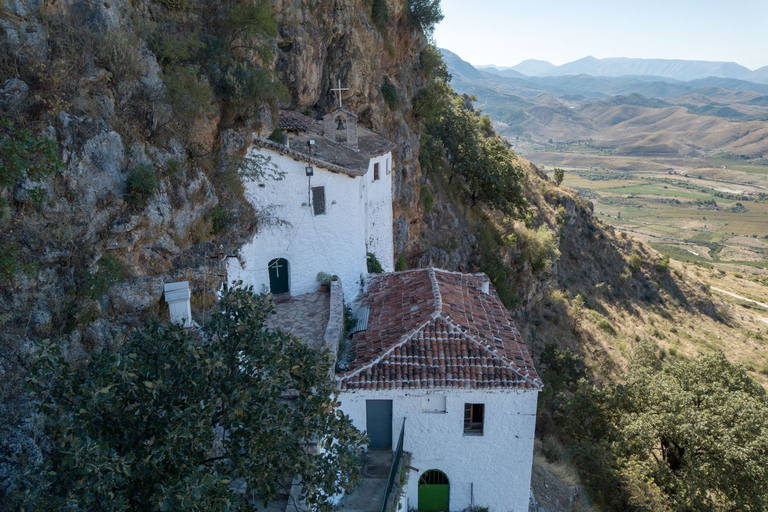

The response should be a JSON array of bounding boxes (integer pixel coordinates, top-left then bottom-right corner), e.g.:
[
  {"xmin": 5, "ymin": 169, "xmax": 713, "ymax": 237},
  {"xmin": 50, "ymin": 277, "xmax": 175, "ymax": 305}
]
[
  {"xmin": 418, "ymin": 470, "xmax": 449, "ymax": 511},
  {"xmin": 268, "ymin": 258, "xmax": 289, "ymax": 295}
]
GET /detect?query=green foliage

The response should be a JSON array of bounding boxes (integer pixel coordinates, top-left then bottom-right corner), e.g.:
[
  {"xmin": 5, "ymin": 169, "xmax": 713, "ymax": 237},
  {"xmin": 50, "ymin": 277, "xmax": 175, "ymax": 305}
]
[
  {"xmin": 367, "ymin": 252, "xmax": 384, "ymax": 273},
  {"xmin": 517, "ymin": 225, "xmax": 560, "ymax": 273},
  {"xmin": 162, "ymin": 0, "xmax": 190, "ymax": 11},
  {"xmin": 562, "ymin": 351, "xmax": 768, "ymax": 511},
  {"xmin": 408, "ymin": 0, "xmax": 444, "ymax": 35},
  {"xmin": 553, "ymin": 167, "xmax": 564, "ymax": 186},
  {"xmin": 476, "ymin": 225, "xmax": 517, "ymax": 307},
  {"xmin": 629, "ymin": 253, "xmax": 642, "ymax": 271},
  {"xmin": 164, "ymin": 65, "xmax": 214, "ymax": 121},
  {"xmin": 413, "ymin": 45, "xmax": 452, "ymax": 120},
  {"xmin": 125, "ymin": 164, "xmax": 159, "ymax": 208},
  {"xmin": 97, "ymin": 29, "xmax": 148, "ymax": 84},
  {"xmin": 596, "ymin": 318, "xmax": 616, "ymax": 335},
  {"xmin": 371, "ymin": 0, "xmax": 390, "ymax": 31},
  {"xmin": 316, "ymin": 271, "xmax": 332, "ymax": 285},
  {"xmin": 422, "ymin": 96, "xmax": 528, "ymax": 217},
  {"xmin": 656, "ymin": 254, "xmax": 670, "ymax": 273},
  {"xmin": 205, "ymin": 205, "xmax": 231, "ymax": 235},
  {"xmin": 18, "ymin": 287, "xmax": 366, "ymax": 511},
  {"xmin": 268, "ymin": 127, "xmax": 284, "ymax": 143},
  {"xmin": 77, "ymin": 255, "xmax": 127, "ymax": 300},
  {"xmin": 381, "ymin": 76, "xmax": 399, "ymax": 110},
  {"xmin": 395, "ymin": 253, "xmax": 408, "ymax": 271},
  {"xmin": 0, "ymin": 118, "xmax": 64, "ymax": 204},
  {"xmin": 420, "ymin": 183, "xmax": 434, "ymax": 213},
  {"xmin": 538, "ymin": 343, "xmax": 585, "ymax": 409},
  {"xmin": 0, "ymin": 243, "xmax": 20, "ymax": 283}
]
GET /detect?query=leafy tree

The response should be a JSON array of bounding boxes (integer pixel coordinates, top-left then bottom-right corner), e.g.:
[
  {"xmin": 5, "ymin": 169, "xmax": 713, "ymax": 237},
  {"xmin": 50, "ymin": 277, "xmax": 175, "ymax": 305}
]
[
  {"xmin": 16, "ymin": 287, "xmax": 365, "ymax": 511},
  {"xmin": 563, "ymin": 351, "xmax": 768, "ymax": 511},
  {"xmin": 408, "ymin": 0, "xmax": 444, "ymax": 36},
  {"xmin": 553, "ymin": 167, "xmax": 564, "ymax": 186}
]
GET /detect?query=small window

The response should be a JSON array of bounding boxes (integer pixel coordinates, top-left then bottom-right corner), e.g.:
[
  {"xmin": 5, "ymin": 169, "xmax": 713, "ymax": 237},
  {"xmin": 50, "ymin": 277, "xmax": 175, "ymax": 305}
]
[
  {"xmin": 312, "ymin": 186, "xmax": 325, "ymax": 215},
  {"xmin": 463, "ymin": 403, "xmax": 484, "ymax": 435},
  {"xmin": 373, "ymin": 162, "xmax": 380, "ymax": 181},
  {"xmin": 422, "ymin": 395, "xmax": 447, "ymax": 413},
  {"xmin": 386, "ymin": 157, "xmax": 391, "ymax": 175}
]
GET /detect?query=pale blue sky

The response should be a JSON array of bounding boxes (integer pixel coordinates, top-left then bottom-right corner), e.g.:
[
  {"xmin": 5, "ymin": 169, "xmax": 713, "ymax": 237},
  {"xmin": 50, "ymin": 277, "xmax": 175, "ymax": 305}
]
[{"xmin": 433, "ymin": 0, "xmax": 768, "ymax": 70}]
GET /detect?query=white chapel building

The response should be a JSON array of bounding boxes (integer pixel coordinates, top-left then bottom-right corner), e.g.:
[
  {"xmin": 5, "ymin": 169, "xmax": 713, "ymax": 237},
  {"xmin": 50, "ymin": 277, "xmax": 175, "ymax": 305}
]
[
  {"xmin": 337, "ymin": 268, "xmax": 543, "ymax": 512},
  {"xmin": 227, "ymin": 107, "xmax": 396, "ymax": 299}
]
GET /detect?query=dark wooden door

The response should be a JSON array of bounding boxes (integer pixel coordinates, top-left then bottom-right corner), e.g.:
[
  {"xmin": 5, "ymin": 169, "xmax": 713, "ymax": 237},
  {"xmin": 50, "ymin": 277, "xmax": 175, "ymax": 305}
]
[
  {"xmin": 365, "ymin": 400, "xmax": 392, "ymax": 449},
  {"xmin": 268, "ymin": 258, "xmax": 289, "ymax": 295}
]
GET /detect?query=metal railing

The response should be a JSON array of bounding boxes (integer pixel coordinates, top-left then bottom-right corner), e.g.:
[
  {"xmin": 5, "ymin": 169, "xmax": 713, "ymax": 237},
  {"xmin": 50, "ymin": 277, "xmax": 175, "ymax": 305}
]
[{"xmin": 380, "ymin": 418, "xmax": 406, "ymax": 512}]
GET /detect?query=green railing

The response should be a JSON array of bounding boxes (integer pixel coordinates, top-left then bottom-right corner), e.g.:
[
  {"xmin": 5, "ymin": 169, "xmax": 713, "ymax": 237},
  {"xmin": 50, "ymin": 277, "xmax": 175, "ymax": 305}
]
[{"xmin": 380, "ymin": 418, "xmax": 406, "ymax": 512}]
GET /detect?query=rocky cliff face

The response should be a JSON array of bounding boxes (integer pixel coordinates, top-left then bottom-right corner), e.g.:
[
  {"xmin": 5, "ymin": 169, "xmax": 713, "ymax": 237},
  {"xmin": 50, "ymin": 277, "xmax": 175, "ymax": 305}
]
[{"xmin": 0, "ymin": 0, "xmax": 429, "ymax": 500}]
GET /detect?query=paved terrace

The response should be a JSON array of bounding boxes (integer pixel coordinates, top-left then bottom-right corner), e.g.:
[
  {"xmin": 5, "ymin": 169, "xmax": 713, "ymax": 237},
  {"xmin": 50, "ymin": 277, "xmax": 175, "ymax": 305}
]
[{"xmin": 267, "ymin": 291, "xmax": 330, "ymax": 350}]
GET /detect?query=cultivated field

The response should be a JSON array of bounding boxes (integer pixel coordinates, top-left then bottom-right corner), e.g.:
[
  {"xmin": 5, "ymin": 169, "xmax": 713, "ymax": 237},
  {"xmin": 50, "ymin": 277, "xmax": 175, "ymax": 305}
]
[{"xmin": 518, "ymin": 143, "xmax": 768, "ymax": 271}]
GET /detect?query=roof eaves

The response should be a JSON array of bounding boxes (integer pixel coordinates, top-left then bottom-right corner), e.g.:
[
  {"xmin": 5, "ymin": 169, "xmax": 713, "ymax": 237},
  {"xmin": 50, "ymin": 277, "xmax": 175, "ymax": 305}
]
[{"xmin": 254, "ymin": 137, "xmax": 365, "ymax": 177}]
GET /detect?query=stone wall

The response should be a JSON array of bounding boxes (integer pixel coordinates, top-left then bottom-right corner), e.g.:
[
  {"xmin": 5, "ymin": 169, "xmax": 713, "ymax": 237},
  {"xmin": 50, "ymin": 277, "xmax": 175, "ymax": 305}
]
[{"xmin": 323, "ymin": 278, "xmax": 345, "ymax": 376}]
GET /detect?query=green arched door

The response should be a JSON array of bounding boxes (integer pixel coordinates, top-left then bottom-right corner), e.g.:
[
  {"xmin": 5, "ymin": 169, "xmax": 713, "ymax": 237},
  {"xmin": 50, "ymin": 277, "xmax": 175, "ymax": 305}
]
[
  {"xmin": 418, "ymin": 470, "xmax": 449, "ymax": 512},
  {"xmin": 268, "ymin": 258, "xmax": 289, "ymax": 295}
]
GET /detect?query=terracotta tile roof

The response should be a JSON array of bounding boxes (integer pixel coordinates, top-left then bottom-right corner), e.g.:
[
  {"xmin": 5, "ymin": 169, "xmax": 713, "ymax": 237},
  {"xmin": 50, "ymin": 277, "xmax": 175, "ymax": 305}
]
[
  {"xmin": 278, "ymin": 110, "xmax": 314, "ymax": 132},
  {"xmin": 337, "ymin": 269, "xmax": 542, "ymax": 391}
]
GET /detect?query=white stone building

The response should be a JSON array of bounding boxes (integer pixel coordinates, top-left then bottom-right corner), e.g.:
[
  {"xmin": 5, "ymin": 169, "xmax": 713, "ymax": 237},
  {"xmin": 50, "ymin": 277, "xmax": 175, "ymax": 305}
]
[
  {"xmin": 336, "ymin": 269, "xmax": 542, "ymax": 512},
  {"xmin": 227, "ymin": 109, "xmax": 396, "ymax": 300}
]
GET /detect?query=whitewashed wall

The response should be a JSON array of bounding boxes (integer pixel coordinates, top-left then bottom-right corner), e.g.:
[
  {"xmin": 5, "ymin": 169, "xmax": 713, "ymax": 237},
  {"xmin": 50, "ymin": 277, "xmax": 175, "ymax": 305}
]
[
  {"xmin": 364, "ymin": 153, "xmax": 394, "ymax": 272},
  {"xmin": 228, "ymin": 148, "xmax": 368, "ymax": 299},
  {"xmin": 338, "ymin": 388, "xmax": 538, "ymax": 512}
]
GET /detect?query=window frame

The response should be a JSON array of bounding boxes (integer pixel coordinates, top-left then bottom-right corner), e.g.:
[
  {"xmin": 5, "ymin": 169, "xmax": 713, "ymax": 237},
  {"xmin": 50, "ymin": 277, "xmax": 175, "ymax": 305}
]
[
  {"xmin": 463, "ymin": 403, "xmax": 485, "ymax": 435},
  {"xmin": 373, "ymin": 162, "xmax": 380, "ymax": 181}
]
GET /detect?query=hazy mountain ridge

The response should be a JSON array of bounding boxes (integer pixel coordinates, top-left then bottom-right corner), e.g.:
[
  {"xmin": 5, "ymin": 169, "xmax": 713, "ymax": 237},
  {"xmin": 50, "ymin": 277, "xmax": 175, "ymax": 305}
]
[
  {"xmin": 507, "ymin": 56, "xmax": 765, "ymax": 83},
  {"xmin": 442, "ymin": 49, "xmax": 768, "ymax": 157}
]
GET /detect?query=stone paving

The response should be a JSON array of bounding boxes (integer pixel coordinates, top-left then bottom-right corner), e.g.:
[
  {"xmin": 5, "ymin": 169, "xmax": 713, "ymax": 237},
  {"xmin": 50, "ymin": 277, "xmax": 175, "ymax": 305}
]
[
  {"xmin": 267, "ymin": 291, "xmax": 330, "ymax": 350},
  {"xmin": 338, "ymin": 450, "xmax": 393, "ymax": 512}
]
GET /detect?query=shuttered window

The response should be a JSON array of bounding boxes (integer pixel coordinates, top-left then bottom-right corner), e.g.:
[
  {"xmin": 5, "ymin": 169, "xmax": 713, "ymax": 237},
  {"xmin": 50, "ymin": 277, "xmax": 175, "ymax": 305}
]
[{"xmin": 312, "ymin": 186, "xmax": 325, "ymax": 215}]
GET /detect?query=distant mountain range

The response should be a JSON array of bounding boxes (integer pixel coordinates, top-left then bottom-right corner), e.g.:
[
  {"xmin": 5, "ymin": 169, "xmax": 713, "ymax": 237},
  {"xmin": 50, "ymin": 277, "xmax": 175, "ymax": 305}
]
[
  {"xmin": 475, "ymin": 55, "xmax": 768, "ymax": 85},
  {"xmin": 439, "ymin": 49, "xmax": 768, "ymax": 158}
]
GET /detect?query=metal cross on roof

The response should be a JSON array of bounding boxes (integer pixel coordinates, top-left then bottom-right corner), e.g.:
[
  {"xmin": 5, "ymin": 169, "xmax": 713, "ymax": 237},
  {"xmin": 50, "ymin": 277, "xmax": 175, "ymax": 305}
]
[{"xmin": 330, "ymin": 79, "xmax": 349, "ymax": 109}]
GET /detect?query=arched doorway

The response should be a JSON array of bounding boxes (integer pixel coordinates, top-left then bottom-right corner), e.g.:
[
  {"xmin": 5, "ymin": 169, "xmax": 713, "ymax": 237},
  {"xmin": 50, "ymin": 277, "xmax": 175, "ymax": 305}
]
[
  {"xmin": 418, "ymin": 470, "xmax": 449, "ymax": 512},
  {"xmin": 267, "ymin": 258, "xmax": 289, "ymax": 295}
]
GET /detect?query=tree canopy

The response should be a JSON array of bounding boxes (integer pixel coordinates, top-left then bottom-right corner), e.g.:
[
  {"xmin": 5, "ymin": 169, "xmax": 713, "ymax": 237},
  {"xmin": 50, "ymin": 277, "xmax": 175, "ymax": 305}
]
[
  {"xmin": 16, "ymin": 287, "xmax": 365, "ymax": 511},
  {"xmin": 562, "ymin": 349, "xmax": 768, "ymax": 511}
]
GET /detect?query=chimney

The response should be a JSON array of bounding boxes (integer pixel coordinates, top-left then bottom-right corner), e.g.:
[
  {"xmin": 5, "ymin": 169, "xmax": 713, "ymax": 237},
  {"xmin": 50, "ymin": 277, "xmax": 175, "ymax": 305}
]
[
  {"xmin": 481, "ymin": 278, "xmax": 490, "ymax": 295},
  {"xmin": 164, "ymin": 281, "xmax": 193, "ymax": 328}
]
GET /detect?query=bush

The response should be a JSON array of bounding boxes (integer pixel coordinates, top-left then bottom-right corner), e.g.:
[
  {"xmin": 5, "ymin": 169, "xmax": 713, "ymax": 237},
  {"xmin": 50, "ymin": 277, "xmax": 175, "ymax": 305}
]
[
  {"xmin": 381, "ymin": 76, "xmax": 399, "ymax": 109},
  {"xmin": 395, "ymin": 253, "xmax": 407, "ymax": 271},
  {"xmin": 366, "ymin": 252, "xmax": 384, "ymax": 273},
  {"xmin": 97, "ymin": 29, "xmax": 147, "ymax": 84},
  {"xmin": 420, "ymin": 183, "xmax": 434, "ymax": 213},
  {"xmin": 205, "ymin": 205, "xmax": 231, "ymax": 235},
  {"xmin": 656, "ymin": 254, "xmax": 670, "ymax": 273},
  {"xmin": 163, "ymin": 65, "xmax": 213, "ymax": 122},
  {"xmin": 596, "ymin": 318, "xmax": 617, "ymax": 335},
  {"xmin": 517, "ymin": 225, "xmax": 561, "ymax": 273},
  {"xmin": 629, "ymin": 253, "xmax": 642, "ymax": 271},
  {"xmin": 125, "ymin": 164, "xmax": 159, "ymax": 208},
  {"xmin": 0, "ymin": 118, "xmax": 64, "ymax": 204},
  {"xmin": 371, "ymin": 0, "xmax": 389, "ymax": 31},
  {"xmin": 77, "ymin": 255, "xmax": 127, "ymax": 300},
  {"xmin": 553, "ymin": 167, "xmax": 564, "ymax": 186}
]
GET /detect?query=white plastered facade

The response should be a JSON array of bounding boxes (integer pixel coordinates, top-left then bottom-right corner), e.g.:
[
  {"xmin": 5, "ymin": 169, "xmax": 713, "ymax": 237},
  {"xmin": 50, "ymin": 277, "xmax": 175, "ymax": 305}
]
[
  {"xmin": 338, "ymin": 388, "xmax": 538, "ymax": 512},
  {"xmin": 227, "ymin": 147, "xmax": 394, "ymax": 300}
]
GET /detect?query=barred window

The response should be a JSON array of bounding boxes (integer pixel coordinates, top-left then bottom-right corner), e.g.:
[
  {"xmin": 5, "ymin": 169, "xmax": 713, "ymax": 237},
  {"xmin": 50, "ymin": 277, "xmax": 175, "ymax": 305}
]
[{"xmin": 312, "ymin": 186, "xmax": 325, "ymax": 215}]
